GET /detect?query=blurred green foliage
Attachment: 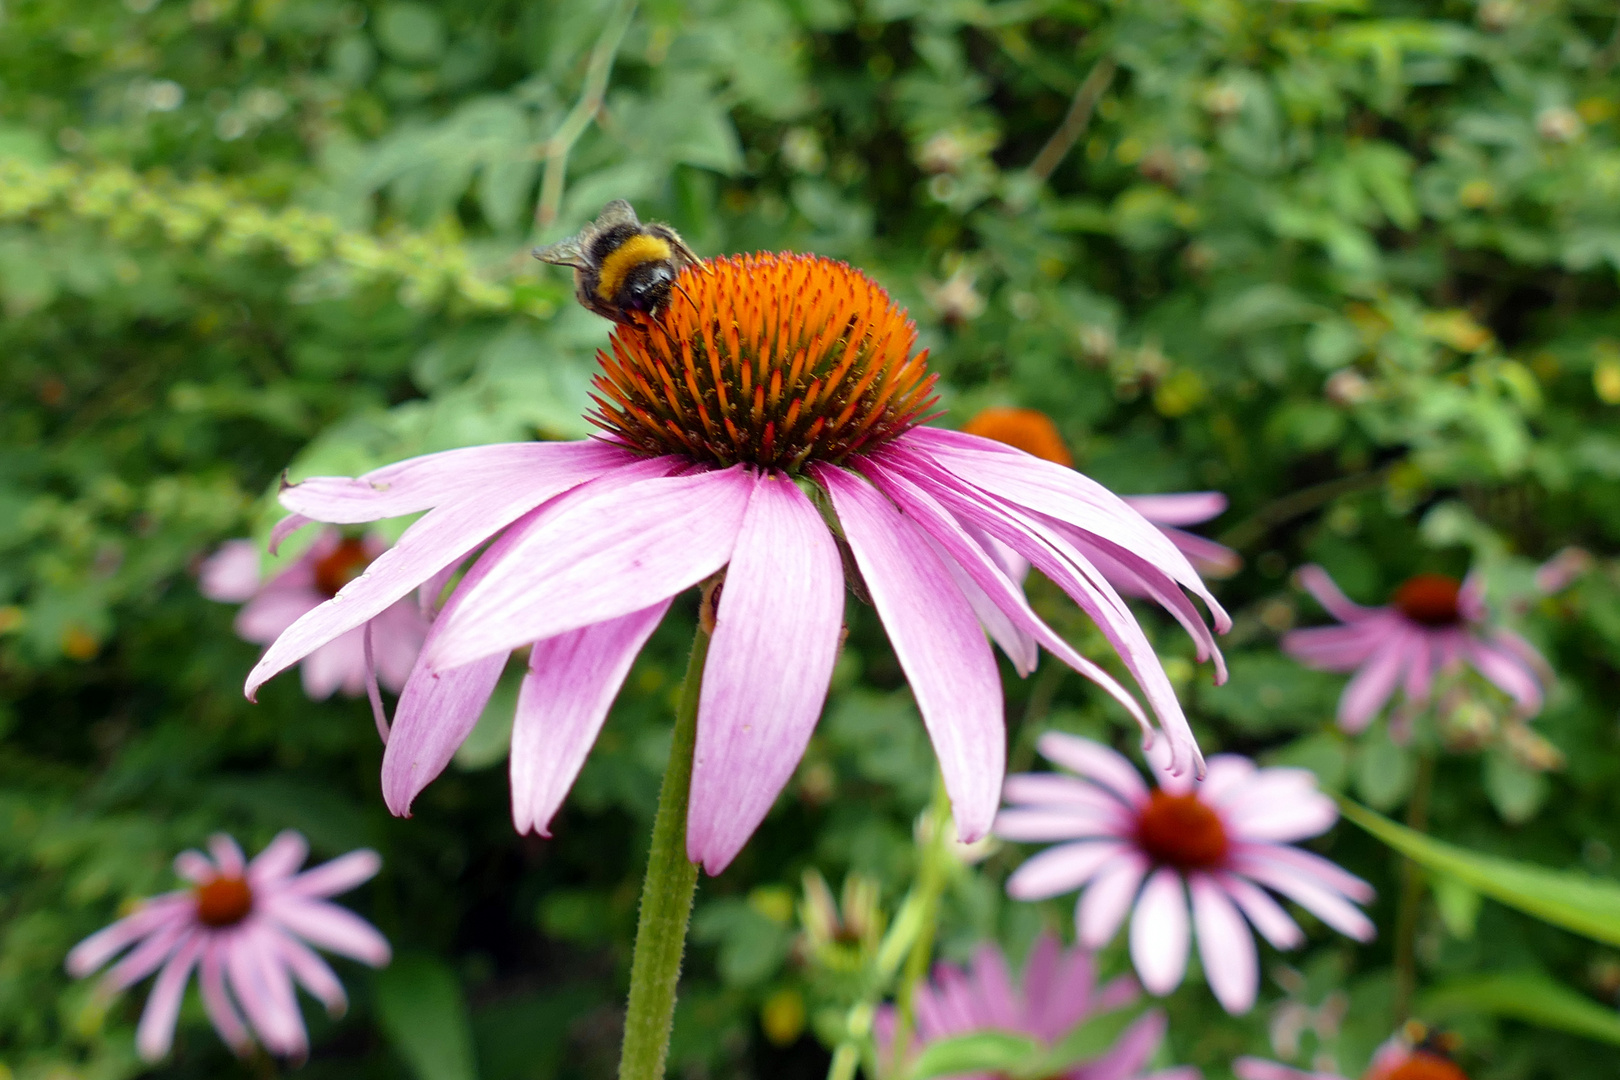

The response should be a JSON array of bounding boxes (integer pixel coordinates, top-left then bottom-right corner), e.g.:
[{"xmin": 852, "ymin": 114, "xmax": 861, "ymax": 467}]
[{"xmin": 4, "ymin": 0, "xmax": 1620, "ymax": 1078}]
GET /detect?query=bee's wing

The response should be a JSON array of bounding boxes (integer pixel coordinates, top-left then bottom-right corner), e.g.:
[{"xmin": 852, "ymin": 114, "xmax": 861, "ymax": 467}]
[
  {"xmin": 532, "ymin": 235, "xmax": 589, "ymax": 268},
  {"xmin": 592, "ymin": 199, "xmax": 641, "ymax": 229},
  {"xmin": 666, "ymin": 232, "xmax": 705, "ymax": 271}
]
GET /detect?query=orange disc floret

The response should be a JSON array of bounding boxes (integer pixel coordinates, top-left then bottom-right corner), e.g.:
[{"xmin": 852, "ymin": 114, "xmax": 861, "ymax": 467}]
[
  {"xmin": 590, "ymin": 253, "xmax": 938, "ymax": 471},
  {"xmin": 961, "ymin": 406, "xmax": 1073, "ymax": 466}
]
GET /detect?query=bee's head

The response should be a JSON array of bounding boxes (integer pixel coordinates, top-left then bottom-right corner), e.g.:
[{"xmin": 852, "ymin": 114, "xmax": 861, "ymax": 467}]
[{"xmin": 622, "ymin": 263, "xmax": 675, "ymax": 314}]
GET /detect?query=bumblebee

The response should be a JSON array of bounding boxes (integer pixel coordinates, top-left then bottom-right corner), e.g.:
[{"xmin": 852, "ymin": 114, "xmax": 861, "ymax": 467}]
[{"xmin": 532, "ymin": 199, "xmax": 701, "ymax": 323}]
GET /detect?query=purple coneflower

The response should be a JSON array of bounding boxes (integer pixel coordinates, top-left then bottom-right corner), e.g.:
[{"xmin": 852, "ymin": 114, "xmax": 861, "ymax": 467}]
[
  {"xmin": 996, "ymin": 734, "xmax": 1373, "ymax": 1015},
  {"xmin": 244, "ymin": 253, "xmax": 1227, "ymax": 874},
  {"xmin": 960, "ymin": 406, "xmax": 1240, "ymax": 579},
  {"xmin": 66, "ymin": 832, "xmax": 389, "ymax": 1061},
  {"xmin": 1280, "ymin": 565, "xmax": 1548, "ymax": 734},
  {"xmin": 201, "ymin": 531, "xmax": 427, "ymax": 702},
  {"xmin": 875, "ymin": 932, "xmax": 1199, "ymax": 1080}
]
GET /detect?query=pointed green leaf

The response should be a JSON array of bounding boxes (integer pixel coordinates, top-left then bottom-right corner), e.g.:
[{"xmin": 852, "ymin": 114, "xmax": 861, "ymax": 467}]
[
  {"xmin": 1420, "ymin": 973, "xmax": 1620, "ymax": 1047},
  {"xmin": 1340, "ymin": 800, "xmax": 1620, "ymax": 945},
  {"xmin": 376, "ymin": 954, "xmax": 480, "ymax": 1080},
  {"xmin": 905, "ymin": 1030, "xmax": 1042, "ymax": 1080}
]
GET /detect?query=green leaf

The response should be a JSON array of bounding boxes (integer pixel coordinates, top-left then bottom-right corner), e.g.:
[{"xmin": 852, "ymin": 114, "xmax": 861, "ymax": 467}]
[
  {"xmin": 905, "ymin": 1030, "xmax": 1042, "ymax": 1080},
  {"xmin": 376, "ymin": 955, "xmax": 480, "ymax": 1080},
  {"xmin": 1420, "ymin": 973, "xmax": 1620, "ymax": 1047},
  {"xmin": 1340, "ymin": 801, "xmax": 1620, "ymax": 945}
]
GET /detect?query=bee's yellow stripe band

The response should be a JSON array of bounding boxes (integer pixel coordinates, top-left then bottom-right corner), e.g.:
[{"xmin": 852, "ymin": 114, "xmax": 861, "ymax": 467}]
[{"xmin": 596, "ymin": 234, "xmax": 674, "ymax": 302}]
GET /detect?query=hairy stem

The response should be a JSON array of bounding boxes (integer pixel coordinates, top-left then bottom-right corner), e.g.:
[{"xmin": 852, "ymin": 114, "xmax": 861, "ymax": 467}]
[
  {"xmin": 536, "ymin": 0, "xmax": 638, "ymax": 227},
  {"xmin": 1392, "ymin": 750, "xmax": 1436, "ymax": 1022},
  {"xmin": 617, "ymin": 622, "xmax": 709, "ymax": 1080},
  {"xmin": 1025, "ymin": 55, "xmax": 1117, "ymax": 184}
]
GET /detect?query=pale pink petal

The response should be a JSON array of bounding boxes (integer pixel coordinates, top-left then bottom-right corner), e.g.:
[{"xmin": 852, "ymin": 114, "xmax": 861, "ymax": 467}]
[
  {"xmin": 1160, "ymin": 525, "xmax": 1243, "ymax": 578},
  {"xmin": 1076, "ymin": 850, "xmax": 1149, "ymax": 947},
  {"xmin": 1233, "ymin": 1059, "xmax": 1335, "ymax": 1080},
  {"xmin": 300, "ymin": 629, "xmax": 368, "ymax": 700},
  {"xmin": 199, "ymin": 940, "xmax": 252, "ymax": 1054},
  {"xmin": 1001, "ymin": 773, "xmax": 1134, "ymax": 820},
  {"xmin": 931, "ymin": 529, "xmax": 1039, "ymax": 675},
  {"xmin": 1019, "ymin": 933, "xmax": 1062, "ymax": 1031},
  {"xmin": 371, "ymin": 601, "xmax": 430, "ymax": 692},
  {"xmin": 1281, "ymin": 622, "xmax": 1388, "ymax": 671},
  {"xmin": 1490, "ymin": 628, "xmax": 1554, "ymax": 683},
  {"xmin": 817, "ymin": 464, "xmax": 1005, "ymax": 843},
  {"xmin": 249, "ymin": 832, "xmax": 308, "ymax": 884},
  {"xmin": 236, "ymin": 590, "xmax": 321, "ymax": 644},
  {"xmin": 1220, "ymin": 775, "xmax": 1337, "ymax": 843},
  {"xmin": 228, "ymin": 927, "xmax": 307, "ymax": 1057},
  {"xmin": 690, "ymin": 473, "xmax": 843, "ymax": 873},
  {"xmin": 174, "ymin": 851, "xmax": 213, "ymax": 883},
  {"xmin": 1123, "ymin": 492, "xmax": 1226, "ymax": 526},
  {"xmin": 1237, "ymin": 844, "xmax": 1375, "ymax": 903},
  {"xmin": 1464, "ymin": 638, "xmax": 1543, "ymax": 715},
  {"xmin": 279, "ymin": 442, "xmax": 632, "ymax": 523},
  {"xmin": 270, "ymin": 930, "xmax": 348, "ymax": 1015},
  {"xmin": 968, "ymin": 945, "xmax": 1020, "ymax": 1031},
  {"xmin": 994, "ymin": 807, "xmax": 1125, "ymax": 842},
  {"xmin": 1006, "ymin": 840, "xmax": 1129, "ymax": 899},
  {"xmin": 1216, "ymin": 872, "xmax": 1304, "ymax": 950},
  {"xmin": 264, "ymin": 897, "xmax": 392, "ymax": 966},
  {"xmin": 100, "ymin": 919, "xmax": 188, "ymax": 992},
  {"xmin": 1294, "ymin": 564, "xmax": 1377, "ymax": 622},
  {"xmin": 862, "ymin": 460, "xmax": 1153, "ymax": 728},
  {"xmin": 66, "ymin": 896, "xmax": 189, "ymax": 976},
  {"xmin": 245, "ymin": 445, "xmax": 637, "ymax": 700},
  {"xmin": 1189, "ymin": 872, "xmax": 1258, "ymax": 1014},
  {"xmin": 1230, "ymin": 856, "xmax": 1375, "ymax": 941},
  {"xmin": 1036, "ymin": 733, "xmax": 1148, "ymax": 807},
  {"xmin": 200, "ymin": 540, "xmax": 263, "ymax": 602},
  {"xmin": 1083, "ymin": 1009, "xmax": 1168, "ymax": 1080},
  {"xmin": 283, "ymin": 850, "xmax": 382, "ymax": 900},
  {"xmin": 1200, "ymin": 755, "xmax": 1258, "ymax": 806},
  {"xmin": 1033, "ymin": 939, "xmax": 1103, "ymax": 1041},
  {"xmin": 510, "ymin": 601, "xmax": 672, "ymax": 836},
  {"xmin": 1130, "ymin": 868, "xmax": 1191, "ymax": 995},
  {"xmin": 1458, "ymin": 573, "xmax": 1487, "ymax": 621},
  {"xmin": 135, "ymin": 935, "xmax": 202, "ymax": 1061},
  {"xmin": 425, "ymin": 464, "xmax": 751, "ymax": 672},
  {"xmin": 1402, "ymin": 632, "xmax": 1434, "ymax": 706},
  {"xmin": 209, "ymin": 835, "xmax": 246, "ymax": 877},
  {"xmin": 1336, "ymin": 637, "xmax": 1409, "ymax": 732}
]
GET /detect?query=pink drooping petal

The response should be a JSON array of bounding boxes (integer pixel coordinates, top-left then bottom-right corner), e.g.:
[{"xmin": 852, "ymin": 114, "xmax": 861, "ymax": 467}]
[
  {"xmin": 1281, "ymin": 621, "xmax": 1388, "ymax": 671},
  {"xmin": 900, "ymin": 429, "xmax": 1229, "ymax": 629},
  {"xmin": 1294, "ymin": 564, "xmax": 1377, "ymax": 622},
  {"xmin": 100, "ymin": 920, "xmax": 195, "ymax": 995},
  {"xmin": 371, "ymin": 600, "xmax": 431, "ymax": 692},
  {"xmin": 816, "ymin": 464, "xmax": 1005, "ymax": 843},
  {"xmin": 1130, "ymin": 868, "xmax": 1191, "ymax": 995},
  {"xmin": 1238, "ymin": 844, "xmax": 1375, "ymax": 904},
  {"xmin": 1336, "ymin": 637, "xmax": 1409, "ymax": 732},
  {"xmin": 200, "ymin": 540, "xmax": 263, "ymax": 602},
  {"xmin": 1159, "ymin": 525, "xmax": 1243, "ymax": 578},
  {"xmin": 209, "ymin": 834, "xmax": 247, "ymax": 875},
  {"xmin": 425, "ymin": 464, "xmax": 752, "ymax": 672},
  {"xmin": 1216, "ymin": 872, "xmax": 1305, "ymax": 950},
  {"xmin": 1230, "ymin": 855, "xmax": 1375, "ymax": 941},
  {"xmin": 174, "ymin": 851, "xmax": 214, "ymax": 883},
  {"xmin": 1200, "ymin": 755, "xmax": 1259, "ymax": 806},
  {"xmin": 1034, "ymin": 938, "xmax": 1105, "ymax": 1042},
  {"xmin": 1490, "ymin": 627, "xmax": 1555, "ymax": 683},
  {"xmin": 245, "ymin": 444, "xmax": 634, "ymax": 700},
  {"xmin": 1401, "ymin": 631, "xmax": 1434, "ymax": 707},
  {"xmin": 931, "ymin": 529, "xmax": 1039, "ymax": 675},
  {"xmin": 271, "ymin": 930, "xmax": 348, "ymax": 1015},
  {"xmin": 1123, "ymin": 492, "xmax": 1227, "ymax": 526},
  {"xmin": 198, "ymin": 940, "xmax": 252, "ymax": 1055},
  {"xmin": 510, "ymin": 601, "xmax": 672, "ymax": 837},
  {"xmin": 284, "ymin": 850, "xmax": 382, "ymax": 900},
  {"xmin": 1076, "ymin": 850, "xmax": 1150, "ymax": 948},
  {"xmin": 265, "ymin": 897, "xmax": 392, "ymax": 966},
  {"xmin": 900, "ymin": 461, "xmax": 1202, "ymax": 775},
  {"xmin": 862, "ymin": 460, "xmax": 1153, "ymax": 727},
  {"xmin": 1036, "ymin": 733, "xmax": 1149, "ymax": 808},
  {"xmin": 66, "ymin": 895, "xmax": 190, "ymax": 976},
  {"xmin": 134, "ymin": 934, "xmax": 203, "ymax": 1061},
  {"xmin": 280, "ymin": 441, "xmax": 632, "ymax": 523},
  {"xmin": 1464, "ymin": 638, "xmax": 1543, "ymax": 715},
  {"xmin": 382, "ymin": 653, "xmax": 507, "ymax": 816},
  {"xmin": 1189, "ymin": 872, "xmax": 1258, "ymax": 1014},
  {"xmin": 1005, "ymin": 840, "xmax": 1128, "ymax": 899},
  {"xmin": 1084, "ymin": 1009, "xmax": 1169, "ymax": 1080},
  {"xmin": 689, "ymin": 473, "xmax": 843, "ymax": 874},
  {"xmin": 993, "ymin": 807, "xmax": 1126, "ymax": 842},
  {"xmin": 228, "ymin": 927, "xmax": 307, "ymax": 1057},
  {"xmin": 249, "ymin": 832, "xmax": 309, "ymax": 884}
]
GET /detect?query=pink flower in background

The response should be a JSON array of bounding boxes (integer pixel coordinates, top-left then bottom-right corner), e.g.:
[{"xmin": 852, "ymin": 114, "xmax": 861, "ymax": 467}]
[
  {"xmin": 996, "ymin": 734, "xmax": 1373, "ymax": 1015},
  {"xmin": 202, "ymin": 531, "xmax": 428, "ymax": 702},
  {"xmin": 66, "ymin": 832, "xmax": 389, "ymax": 1062},
  {"xmin": 1123, "ymin": 492, "xmax": 1242, "ymax": 579},
  {"xmin": 875, "ymin": 933, "xmax": 1199, "ymax": 1080},
  {"xmin": 1281, "ymin": 565, "xmax": 1548, "ymax": 734},
  {"xmin": 240, "ymin": 254, "xmax": 1228, "ymax": 875}
]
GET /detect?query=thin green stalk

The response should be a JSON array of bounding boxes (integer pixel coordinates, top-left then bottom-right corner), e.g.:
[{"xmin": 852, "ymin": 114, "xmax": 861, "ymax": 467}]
[
  {"xmin": 618, "ymin": 622, "xmax": 710, "ymax": 1080},
  {"xmin": 887, "ymin": 780, "xmax": 953, "ymax": 1069},
  {"xmin": 1393, "ymin": 750, "xmax": 1436, "ymax": 1023},
  {"xmin": 535, "ymin": 0, "xmax": 638, "ymax": 227}
]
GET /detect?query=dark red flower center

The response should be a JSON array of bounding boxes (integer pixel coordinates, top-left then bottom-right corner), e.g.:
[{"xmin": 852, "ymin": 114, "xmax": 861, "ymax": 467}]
[
  {"xmin": 313, "ymin": 538, "xmax": 373, "ymax": 598},
  {"xmin": 194, "ymin": 875, "xmax": 254, "ymax": 927},
  {"xmin": 1392, "ymin": 573, "xmax": 1462, "ymax": 627},
  {"xmin": 1367, "ymin": 1051, "xmax": 1468, "ymax": 1080},
  {"xmin": 1134, "ymin": 791, "xmax": 1229, "ymax": 870}
]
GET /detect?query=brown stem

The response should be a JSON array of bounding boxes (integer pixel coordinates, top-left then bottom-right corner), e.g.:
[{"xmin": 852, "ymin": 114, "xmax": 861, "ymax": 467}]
[
  {"xmin": 1025, "ymin": 57, "xmax": 1117, "ymax": 185},
  {"xmin": 1217, "ymin": 466, "xmax": 1393, "ymax": 552}
]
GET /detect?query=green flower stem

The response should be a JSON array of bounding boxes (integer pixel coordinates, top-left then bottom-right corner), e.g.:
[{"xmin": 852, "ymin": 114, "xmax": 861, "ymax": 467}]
[
  {"xmin": 1393, "ymin": 749, "xmax": 1437, "ymax": 1023},
  {"xmin": 888, "ymin": 778, "xmax": 954, "ymax": 1068},
  {"xmin": 618, "ymin": 622, "xmax": 710, "ymax": 1080}
]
